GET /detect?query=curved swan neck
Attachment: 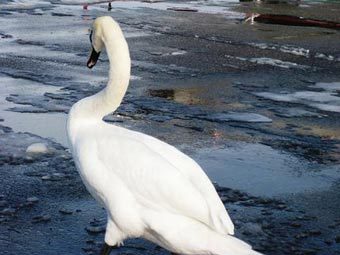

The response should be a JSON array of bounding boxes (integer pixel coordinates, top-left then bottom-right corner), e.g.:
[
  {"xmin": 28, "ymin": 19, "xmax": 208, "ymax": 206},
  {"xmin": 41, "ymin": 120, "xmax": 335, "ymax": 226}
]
[
  {"xmin": 69, "ymin": 22, "xmax": 131, "ymax": 124},
  {"xmin": 67, "ymin": 21, "xmax": 130, "ymax": 146},
  {"xmin": 101, "ymin": 32, "xmax": 131, "ymax": 115}
]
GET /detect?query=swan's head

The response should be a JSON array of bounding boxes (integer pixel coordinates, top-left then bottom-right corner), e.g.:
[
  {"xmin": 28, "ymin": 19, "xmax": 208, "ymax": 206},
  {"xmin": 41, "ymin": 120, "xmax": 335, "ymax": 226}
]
[
  {"xmin": 87, "ymin": 16, "xmax": 116, "ymax": 69},
  {"xmin": 87, "ymin": 18, "xmax": 106, "ymax": 68},
  {"xmin": 87, "ymin": 16, "xmax": 127, "ymax": 69}
]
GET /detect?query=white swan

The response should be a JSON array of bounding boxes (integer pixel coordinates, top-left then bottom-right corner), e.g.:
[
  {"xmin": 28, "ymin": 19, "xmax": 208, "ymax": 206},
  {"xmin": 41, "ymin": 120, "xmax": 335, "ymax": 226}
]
[{"xmin": 67, "ymin": 16, "xmax": 262, "ymax": 255}]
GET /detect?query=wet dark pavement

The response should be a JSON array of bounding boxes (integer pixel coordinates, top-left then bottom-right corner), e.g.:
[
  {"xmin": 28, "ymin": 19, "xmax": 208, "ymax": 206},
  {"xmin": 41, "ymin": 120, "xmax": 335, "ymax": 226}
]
[{"xmin": 0, "ymin": 0, "xmax": 340, "ymax": 254}]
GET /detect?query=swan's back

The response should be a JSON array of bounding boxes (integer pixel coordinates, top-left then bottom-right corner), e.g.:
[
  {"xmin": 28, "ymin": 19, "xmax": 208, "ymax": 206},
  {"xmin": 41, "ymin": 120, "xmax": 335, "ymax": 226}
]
[{"xmin": 75, "ymin": 122, "xmax": 234, "ymax": 235}]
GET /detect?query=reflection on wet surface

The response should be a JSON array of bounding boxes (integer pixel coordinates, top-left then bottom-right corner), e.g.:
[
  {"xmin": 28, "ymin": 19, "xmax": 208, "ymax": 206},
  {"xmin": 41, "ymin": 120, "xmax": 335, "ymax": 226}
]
[
  {"xmin": 194, "ymin": 142, "xmax": 340, "ymax": 197},
  {"xmin": 0, "ymin": 0, "xmax": 340, "ymax": 254}
]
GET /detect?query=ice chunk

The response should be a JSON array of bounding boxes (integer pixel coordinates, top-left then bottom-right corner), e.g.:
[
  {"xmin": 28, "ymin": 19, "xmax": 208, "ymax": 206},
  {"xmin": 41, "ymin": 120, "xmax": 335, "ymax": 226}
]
[
  {"xmin": 170, "ymin": 50, "xmax": 187, "ymax": 56},
  {"xmin": 254, "ymin": 81, "xmax": 340, "ymax": 113},
  {"xmin": 309, "ymin": 103, "xmax": 340, "ymax": 113},
  {"xmin": 247, "ymin": 43, "xmax": 310, "ymax": 57},
  {"xmin": 274, "ymin": 108, "xmax": 322, "ymax": 118},
  {"xmin": 248, "ymin": 57, "xmax": 309, "ymax": 69},
  {"xmin": 26, "ymin": 143, "xmax": 49, "ymax": 154},
  {"xmin": 200, "ymin": 112, "xmax": 272, "ymax": 123},
  {"xmin": 314, "ymin": 82, "xmax": 340, "ymax": 92},
  {"xmin": 227, "ymin": 55, "xmax": 310, "ymax": 69}
]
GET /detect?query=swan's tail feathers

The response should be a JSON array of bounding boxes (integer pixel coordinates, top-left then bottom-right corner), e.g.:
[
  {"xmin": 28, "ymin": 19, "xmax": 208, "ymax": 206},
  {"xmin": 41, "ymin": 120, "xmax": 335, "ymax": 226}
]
[
  {"xmin": 215, "ymin": 210, "xmax": 235, "ymax": 235},
  {"xmin": 188, "ymin": 230, "xmax": 263, "ymax": 255},
  {"xmin": 201, "ymin": 229, "xmax": 263, "ymax": 255},
  {"xmin": 144, "ymin": 211, "xmax": 263, "ymax": 255},
  {"xmin": 214, "ymin": 234, "xmax": 263, "ymax": 255}
]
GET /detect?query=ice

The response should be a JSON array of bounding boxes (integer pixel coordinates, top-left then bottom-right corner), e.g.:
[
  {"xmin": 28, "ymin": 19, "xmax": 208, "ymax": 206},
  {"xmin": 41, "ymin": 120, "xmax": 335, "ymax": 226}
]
[
  {"xmin": 255, "ymin": 92, "xmax": 296, "ymax": 103},
  {"xmin": 254, "ymin": 81, "xmax": 340, "ymax": 113},
  {"xmin": 313, "ymin": 81, "xmax": 340, "ymax": 92},
  {"xmin": 315, "ymin": 53, "xmax": 337, "ymax": 61},
  {"xmin": 247, "ymin": 42, "xmax": 340, "ymax": 62},
  {"xmin": 132, "ymin": 60, "xmax": 197, "ymax": 74},
  {"xmin": 255, "ymin": 91, "xmax": 339, "ymax": 104},
  {"xmin": 169, "ymin": 50, "xmax": 187, "ymax": 56},
  {"xmin": 123, "ymin": 30, "xmax": 154, "ymax": 38},
  {"xmin": 309, "ymin": 103, "xmax": 340, "ymax": 113},
  {"xmin": 1, "ymin": 40, "xmax": 79, "ymax": 61},
  {"xmin": 0, "ymin": 0, "xmax": 51, "ymax": 11},
  {"xmin": 0, "ymin": 74, "xmax": 69, "ymax": 146},
  {"xmin": 274, "ymin": 108, "xmax": 322, "ymax": 118},
  {"xmin": 56, "ymin": 0, "xmax": 244, "ymax": 17},
  {"xmin": 0, "ymin": 125, "xmax": 66, "ymax": 164},
  {"xmin": 247, "ymin": 57, "xmax": 309, "ymax": 69},
  {"xmin": 199, "ymin": 112, "xmax": 272, "ymax": 123},
  {"xmin": 226, "ymin": 55, "xmax": 309, "ymax": 69},
  {"xmin": 247, "ymin": 43, "xmax": 310, "ymax": 57},
  {"xmin": 292, "ymin": 91, "xmax": 339, "ymax": 103},
  {"xmin": 26, "ymin": 143, "xmax": 49, "ymax": 154}
]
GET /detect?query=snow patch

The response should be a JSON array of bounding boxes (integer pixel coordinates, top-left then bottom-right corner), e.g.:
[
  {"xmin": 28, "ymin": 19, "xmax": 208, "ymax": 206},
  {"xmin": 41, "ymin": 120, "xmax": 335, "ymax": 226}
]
[{"xmin": 26, "ymin": 143, "xmax": 49, "ymax": 154}]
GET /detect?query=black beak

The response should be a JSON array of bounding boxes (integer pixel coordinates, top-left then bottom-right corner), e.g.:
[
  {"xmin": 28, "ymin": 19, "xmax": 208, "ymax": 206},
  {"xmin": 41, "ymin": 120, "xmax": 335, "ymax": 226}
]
[{"xmin": 87, "ymin": 47, "xmax": 101, "ymax": 69}]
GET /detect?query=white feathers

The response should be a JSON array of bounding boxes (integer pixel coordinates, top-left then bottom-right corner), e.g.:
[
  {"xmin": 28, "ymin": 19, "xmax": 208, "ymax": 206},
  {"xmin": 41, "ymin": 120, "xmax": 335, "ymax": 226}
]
[{"xmin": 67, "ymin": 16, "xmax": 261, "ymax": 255}]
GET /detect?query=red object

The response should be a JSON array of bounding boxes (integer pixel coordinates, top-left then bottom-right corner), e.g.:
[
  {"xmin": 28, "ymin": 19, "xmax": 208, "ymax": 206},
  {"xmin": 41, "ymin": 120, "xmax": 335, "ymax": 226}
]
[
  {"xmin": 83, "ymin": 3, "xmax": 88, "ymax": 10},
  {"xmin": 253, "ymin": 14, "xmax": 340, "ymax": 30}
]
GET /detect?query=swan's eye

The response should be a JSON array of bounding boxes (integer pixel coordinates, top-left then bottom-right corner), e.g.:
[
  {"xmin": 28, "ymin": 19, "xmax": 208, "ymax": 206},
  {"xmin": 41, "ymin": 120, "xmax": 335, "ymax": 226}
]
[{"xmin": 89, "ymin": 30, "xmax": 93, "ymax": 44}]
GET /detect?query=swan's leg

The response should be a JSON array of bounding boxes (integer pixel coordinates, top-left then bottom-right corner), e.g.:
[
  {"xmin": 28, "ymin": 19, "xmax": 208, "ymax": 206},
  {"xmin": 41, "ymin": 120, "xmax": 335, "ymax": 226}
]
[{"xmin": 99, "ymin": 243, "xmax": 113, "ymax": 255}]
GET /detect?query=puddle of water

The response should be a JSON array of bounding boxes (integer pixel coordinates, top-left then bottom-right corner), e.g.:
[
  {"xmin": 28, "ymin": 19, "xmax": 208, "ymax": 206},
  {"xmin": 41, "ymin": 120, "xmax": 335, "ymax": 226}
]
[
  {"xmin": 0, "ymin": 74, "xmax": 69, "ymax": 146},
  {"xmin": 148, "ymin": 88, "xmax": 209, "ymax": 106},
  {"xmin": 147, "ymin": 76, "xmax": 235, "ymax": 110},
  {"xmin": 194, "ymin": 142, "xmax": 340, "ymax": 197}
]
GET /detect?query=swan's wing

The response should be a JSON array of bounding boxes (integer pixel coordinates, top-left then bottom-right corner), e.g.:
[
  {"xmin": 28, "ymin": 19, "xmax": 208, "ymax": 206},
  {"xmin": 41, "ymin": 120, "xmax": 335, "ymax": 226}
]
[
  {"xmin": 129, "ymin": 132, "xmax": 234, "ymax": 235},
  {"xmin": 91, "ymin": 129, "xmax": 234, "ymax": 235},
  {"xmin": 137, "ymin": 134, "xmax": 235, "ymax": 235}
]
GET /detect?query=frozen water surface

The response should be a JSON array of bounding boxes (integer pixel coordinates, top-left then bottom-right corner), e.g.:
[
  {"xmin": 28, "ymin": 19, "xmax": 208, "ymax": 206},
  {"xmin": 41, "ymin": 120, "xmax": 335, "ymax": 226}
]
[
  {"xmin": 234, "ymin": 56, "xmax": 310, "ymax": 69},
  {"xmin": 0, "ymin": 74, "xmax": 69, "ymax": 145},
  {"xmin": 0, "ymin": 0, "xmax": 52, "ymax": 10},
  {"xmin": 255, "ymin": 81, "xmax": 340, "ymax": 113},
  {"xmin": 313, "ymin": 81, "xmax": 340, "ymax": 92},
  {"xmin": 56, "ymin": 0, "xmax": 243, "ymax": 17},
  {"xmin": 199, "ymin": 112, "xmax": 272, "ymax": 123},
  {"xmin": 247, "ymin": 42, "xmax": 310, "ymax": 57}
]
